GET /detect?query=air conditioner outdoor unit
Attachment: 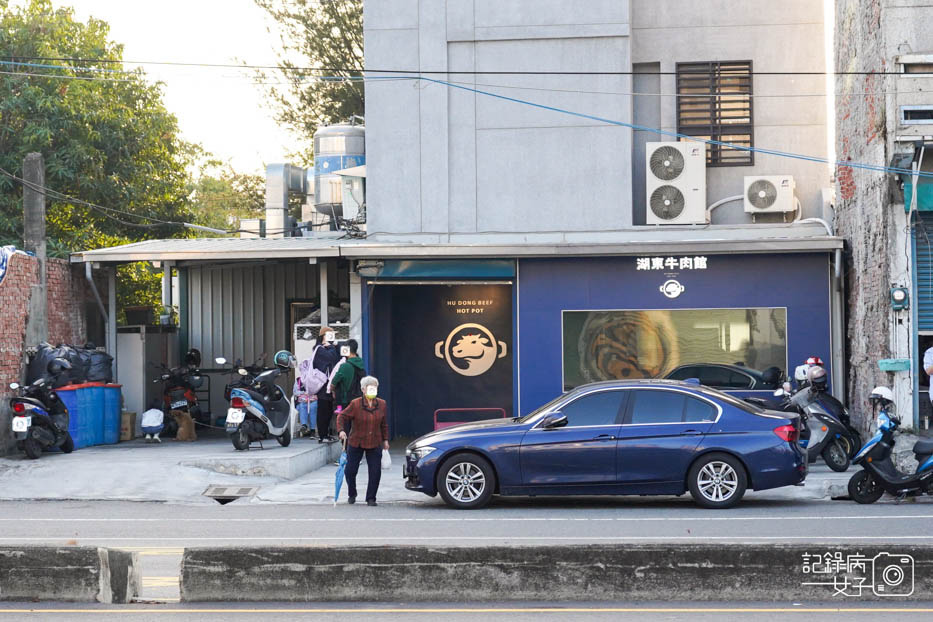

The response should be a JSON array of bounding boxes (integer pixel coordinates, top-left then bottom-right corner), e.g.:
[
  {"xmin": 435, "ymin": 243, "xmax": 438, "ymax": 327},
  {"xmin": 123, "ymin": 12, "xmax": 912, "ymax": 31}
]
[
  {"xmin": 743, "ymin": 175, "xmax": 797, "ymax": 214},
  {"xmin": 645, "ymin": 142, "xmax": 707, "ymax": 225}
]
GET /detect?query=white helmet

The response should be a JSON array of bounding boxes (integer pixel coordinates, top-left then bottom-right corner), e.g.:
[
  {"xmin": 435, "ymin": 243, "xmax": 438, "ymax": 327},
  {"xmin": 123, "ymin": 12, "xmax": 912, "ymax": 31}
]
[
  {"xmin": 869, "ymin": 386, "xmax": 894, "ymax": 405},
  {"xmin": 794, "ymin": 364, "xmax": 810, "ymax": 382}
]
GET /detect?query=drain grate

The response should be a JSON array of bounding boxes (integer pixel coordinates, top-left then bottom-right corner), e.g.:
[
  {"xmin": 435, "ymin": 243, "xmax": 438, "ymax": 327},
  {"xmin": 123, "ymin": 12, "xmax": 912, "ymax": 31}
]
[{"xmin": 203, "ymin": 485, "xmax": 259, "ymax": 505}]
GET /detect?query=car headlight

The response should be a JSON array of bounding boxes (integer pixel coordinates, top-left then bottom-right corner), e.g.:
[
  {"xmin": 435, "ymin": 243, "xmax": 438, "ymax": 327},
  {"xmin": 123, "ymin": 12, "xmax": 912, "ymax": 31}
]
[{"xmin": 406, "ymin": 446, "xmax": 436, "ymax": 460}]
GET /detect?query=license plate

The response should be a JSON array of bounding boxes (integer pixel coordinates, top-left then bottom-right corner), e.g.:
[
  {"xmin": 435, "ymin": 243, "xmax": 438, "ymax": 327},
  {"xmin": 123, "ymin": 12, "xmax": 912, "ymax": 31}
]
[
  {"xmin": 226, "ymin": 408, "xmax": 245, "ymax": 424},
  {"xmin": 11, "ymin": 416, "xmax": 30, "ymax": 432},
  {"xmin": 171, "ymin": 399, "xmax": 188, "ymax": 409}
]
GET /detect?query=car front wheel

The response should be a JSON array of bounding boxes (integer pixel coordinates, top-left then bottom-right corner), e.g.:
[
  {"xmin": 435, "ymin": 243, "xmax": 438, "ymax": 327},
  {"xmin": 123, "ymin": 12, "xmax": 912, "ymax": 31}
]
[
  {"xmin": 688, "ymin": 453, "xmax": 747, "ymax": 509},
  {"xmin": 437, "ymin": 454, "xmax": 496, "ymax": 509}
]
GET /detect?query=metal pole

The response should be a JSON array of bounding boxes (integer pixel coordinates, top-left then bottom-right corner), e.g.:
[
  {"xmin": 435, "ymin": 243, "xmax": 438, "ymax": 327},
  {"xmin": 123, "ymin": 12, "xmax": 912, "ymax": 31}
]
[
  {"xmin": 108, "ymin": 267, "xmax": 118, "ymax": 382},
  {"xmin": 319, "ymin": 261, "xmax": 329, "ymax": 328}
]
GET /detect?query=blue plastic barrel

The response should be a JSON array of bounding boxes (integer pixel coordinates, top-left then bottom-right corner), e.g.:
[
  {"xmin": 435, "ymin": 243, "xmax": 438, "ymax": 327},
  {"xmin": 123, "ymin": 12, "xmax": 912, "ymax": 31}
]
[
  {"xmin": 56, "ymin": 385, "xmax": 89, "ymax": 449},
  {"xmin": 102, "ymin": 385, "xmax": 122, "ymax": 444}
]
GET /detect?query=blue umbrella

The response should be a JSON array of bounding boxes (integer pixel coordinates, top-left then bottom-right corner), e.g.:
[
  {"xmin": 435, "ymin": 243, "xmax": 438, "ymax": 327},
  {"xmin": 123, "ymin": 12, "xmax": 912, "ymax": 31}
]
[{"xmin": 334, "ymin": 440, "xmax": 348, "ymax": 506}]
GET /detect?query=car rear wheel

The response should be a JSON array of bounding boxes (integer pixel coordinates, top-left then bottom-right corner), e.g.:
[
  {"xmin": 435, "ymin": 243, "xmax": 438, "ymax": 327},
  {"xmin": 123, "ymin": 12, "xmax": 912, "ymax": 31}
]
[
  {"xmin": 688, "ymin": 453, "xmax": 747, "ymax": 509},
  {"xmin": 437, "ymin": 454, "xmax": 496, "ymax": 510}
]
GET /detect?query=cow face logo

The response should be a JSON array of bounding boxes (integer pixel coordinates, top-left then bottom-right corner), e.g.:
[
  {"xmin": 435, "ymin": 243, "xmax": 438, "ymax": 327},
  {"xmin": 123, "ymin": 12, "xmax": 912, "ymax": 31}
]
[{"xmin": 435, "ymin": 323, "xmax": 508, "ymax": 377}]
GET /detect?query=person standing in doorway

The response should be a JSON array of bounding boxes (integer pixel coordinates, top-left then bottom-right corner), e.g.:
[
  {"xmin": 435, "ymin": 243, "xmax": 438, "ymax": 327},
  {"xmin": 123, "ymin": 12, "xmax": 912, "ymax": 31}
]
[
  {"xmin": 331, "ymin": 339, "xmax": 366, "ymax": 433},
  {"xmin": 314, "ymin": 326, "xmax": 341, "ymax": 442},
  {"xmin": 337, "ymin": 376, "xmax": 389, "ymax": 506}
]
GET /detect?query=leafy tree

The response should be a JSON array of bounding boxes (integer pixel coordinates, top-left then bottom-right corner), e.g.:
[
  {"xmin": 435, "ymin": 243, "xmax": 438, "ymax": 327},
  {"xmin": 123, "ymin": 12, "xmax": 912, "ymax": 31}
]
[
  {"xmin": 0, "ymin": 0, "xmax": 198, "ymax": 321},
  {"xmin": 254, "ymin": 0, "xmax": 364, "ymax": 164},
  {"xmin": 188, "ymin": 157, "xmax": 265, "ymax": 236}
]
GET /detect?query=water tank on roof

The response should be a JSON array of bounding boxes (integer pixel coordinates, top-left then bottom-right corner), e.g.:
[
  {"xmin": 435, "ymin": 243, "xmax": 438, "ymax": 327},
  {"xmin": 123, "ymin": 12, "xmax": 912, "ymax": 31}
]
[{"xmin": 314, "ymin": 121, "xmax": 365, "ymax": 218}]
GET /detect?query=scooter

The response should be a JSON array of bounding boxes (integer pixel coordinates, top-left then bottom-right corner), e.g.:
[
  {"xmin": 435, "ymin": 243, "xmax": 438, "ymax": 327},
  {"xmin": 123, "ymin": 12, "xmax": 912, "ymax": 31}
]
[
  {"xmin": 775, "ymin": 384, "xmax": 851, "ymax": 472},
  {"xmin": 220, "ymin": 352, "xmax": 294, "ymax": 450},
  {"xmin": 154, "ymin": 355, "xmax": 205, "ymax": 436},
  {"xmin": 810, "ymin": 391, "xmax": 862, "ymax": 458},
  {"xmin": 848, "ymin": 407, "xmax": 933, "ymax": 504},
  {"xmin": 8, "ymin": 358, "xmax": 75, "ymax": 459}
]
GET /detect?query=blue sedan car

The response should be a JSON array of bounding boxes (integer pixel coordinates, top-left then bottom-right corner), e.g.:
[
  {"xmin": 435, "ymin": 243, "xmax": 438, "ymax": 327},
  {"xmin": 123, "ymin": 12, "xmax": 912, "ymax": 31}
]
[{"xmin": 404, "ymin": 380, "xmax": 806, "ymax": 509}]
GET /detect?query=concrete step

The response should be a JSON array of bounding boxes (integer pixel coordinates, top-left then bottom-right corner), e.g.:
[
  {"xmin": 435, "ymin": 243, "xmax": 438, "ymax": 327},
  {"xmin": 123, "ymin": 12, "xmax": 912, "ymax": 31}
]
[{"xmin": 180, "ymin": 439, "xmax": 343, "ymax": 480}]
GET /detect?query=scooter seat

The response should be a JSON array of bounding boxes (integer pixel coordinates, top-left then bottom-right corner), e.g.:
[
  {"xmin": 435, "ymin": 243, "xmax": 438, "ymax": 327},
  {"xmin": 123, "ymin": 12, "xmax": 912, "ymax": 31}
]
[{"xmin": 913, "ymin": 439, "xmax": 933, "ymax": 455}]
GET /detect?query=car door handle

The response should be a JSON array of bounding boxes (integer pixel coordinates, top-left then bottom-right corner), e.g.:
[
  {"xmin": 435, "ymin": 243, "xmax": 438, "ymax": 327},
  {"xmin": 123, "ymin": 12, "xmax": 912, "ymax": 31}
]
[
  {"xmin": 680, "ymin": 429, "xmax": 702, "ymax": 436},
  {"xmin": 593, "ymin": 433, "xmax": 616, "ymax": 440}
]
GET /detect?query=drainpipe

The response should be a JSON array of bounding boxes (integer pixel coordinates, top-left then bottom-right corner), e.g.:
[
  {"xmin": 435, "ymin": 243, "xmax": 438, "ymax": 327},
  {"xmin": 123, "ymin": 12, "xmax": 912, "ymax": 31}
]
[{"xmin": 84, "ymin": 263, "xmax": 109, "ymax": 325}]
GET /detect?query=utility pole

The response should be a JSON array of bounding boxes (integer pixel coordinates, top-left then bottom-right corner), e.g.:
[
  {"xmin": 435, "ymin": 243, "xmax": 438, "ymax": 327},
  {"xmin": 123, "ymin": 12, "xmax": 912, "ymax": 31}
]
[{"xmin": 23, "ymin": 153, "xmax": 48, "ymax": 344}]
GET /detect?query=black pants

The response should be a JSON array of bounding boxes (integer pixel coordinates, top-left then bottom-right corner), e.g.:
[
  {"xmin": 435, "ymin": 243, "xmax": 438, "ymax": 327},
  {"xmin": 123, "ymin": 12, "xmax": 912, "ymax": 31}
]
[
  {"xmin": 316, "ymin": 397, "xmax": 334, "ymax": 440},
  {"xmin": 345, "ymin": 445, "xmax": 382, "ymax": 502}
]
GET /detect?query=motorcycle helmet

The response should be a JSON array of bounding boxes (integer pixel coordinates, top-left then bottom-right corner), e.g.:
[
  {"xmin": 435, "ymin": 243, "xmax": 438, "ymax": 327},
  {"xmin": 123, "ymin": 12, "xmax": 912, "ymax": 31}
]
[
  {"xmin": 869, "ymin": 386, "xmax": 895, "ymax": 411},
  {"xmin": 760, "ymin": 366, "xmax": 783, "ymax": 388},
  {"xmin": 184, "ymin": 348, "xmax": 202, "ymax": 368},
  {"xmin": 47, "ymin": 357, "xmax": 72, "ymax": 376},
  {"xmin": 794, "ymin": 364, "xmax": 810, "ymax": 383},
  {"xmin": 807, "ymin": 366, "xmax": 828, "ymax": 391},
  {"xmin": 806, "ymin": 356, "xmax": 824, "ymax": 367},
  {"xmin": 274, "ymin": 350, "xmax": 296, "ymax": 370}
]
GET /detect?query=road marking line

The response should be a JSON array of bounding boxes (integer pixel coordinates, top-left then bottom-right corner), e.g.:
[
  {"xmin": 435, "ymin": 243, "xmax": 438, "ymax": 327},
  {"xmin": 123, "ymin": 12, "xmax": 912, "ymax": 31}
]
[
  {"xmin": 2, "ymin": 536, "xmax": 933, "ymax": 542},
  {"xmin": 0, "ymin": 514, "xmax": 931, "ymax": 522},
  {"xmin": 1, "ymin": 607, "xmax": 933, "ymax": 614}
]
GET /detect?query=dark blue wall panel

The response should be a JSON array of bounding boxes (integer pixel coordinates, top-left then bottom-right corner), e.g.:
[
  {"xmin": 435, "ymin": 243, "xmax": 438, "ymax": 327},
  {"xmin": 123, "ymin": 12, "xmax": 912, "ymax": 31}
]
[{"xmin": 517, "ymin": 253, "xmax": 832, "ymax": 414}]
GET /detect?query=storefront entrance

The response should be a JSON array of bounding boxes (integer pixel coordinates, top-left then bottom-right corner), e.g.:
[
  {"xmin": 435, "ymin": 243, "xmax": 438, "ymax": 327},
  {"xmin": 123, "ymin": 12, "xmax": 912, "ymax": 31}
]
[{"xmin": 369, "ymin": 282, "xmax": 514, "ymax": 439}]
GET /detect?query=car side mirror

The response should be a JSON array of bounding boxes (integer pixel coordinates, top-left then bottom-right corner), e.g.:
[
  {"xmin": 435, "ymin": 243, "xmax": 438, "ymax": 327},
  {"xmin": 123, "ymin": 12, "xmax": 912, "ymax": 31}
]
[
  {"xmin": 215, "ymin": 357, "xmax": 226, "ymax": 365},
  {"xmin": 541, "ymin": 413, "xmax": 568, "ymax": 429},
  {"xmin": 9, "ymin": 382, "xmax": 19, "ymax": 390}
]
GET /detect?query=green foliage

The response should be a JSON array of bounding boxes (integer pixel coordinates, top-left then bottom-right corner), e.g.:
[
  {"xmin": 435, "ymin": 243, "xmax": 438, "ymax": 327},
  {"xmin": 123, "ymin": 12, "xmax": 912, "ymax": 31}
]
[
  {"xmin": 254, "ymin": 0, "xmax": 364, "ymax": 164},
  {"xmin": 188, "ymin": 155, "xmax": 265, "ymax": 236},
  {"xmin": 0, "ymin": 0, "xmax": 200, "ymax": 321}
]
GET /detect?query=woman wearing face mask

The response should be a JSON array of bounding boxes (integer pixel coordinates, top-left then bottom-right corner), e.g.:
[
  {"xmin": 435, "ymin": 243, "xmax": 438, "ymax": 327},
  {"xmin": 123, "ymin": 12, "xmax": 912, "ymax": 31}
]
[
  {"xmin": 336, "ymin": 376, "xmax": 389, "ymax": 506},
  {"xmin": 313, "ymin": 326, "xmax": 341, "ymax": 442}
]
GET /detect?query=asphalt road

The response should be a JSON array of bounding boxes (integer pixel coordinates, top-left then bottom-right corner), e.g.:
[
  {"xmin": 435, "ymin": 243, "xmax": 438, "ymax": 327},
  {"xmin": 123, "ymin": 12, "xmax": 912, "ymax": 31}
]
[{"xmin": 2, "ymin": 496, "xmax": 933, "ymax": 607}]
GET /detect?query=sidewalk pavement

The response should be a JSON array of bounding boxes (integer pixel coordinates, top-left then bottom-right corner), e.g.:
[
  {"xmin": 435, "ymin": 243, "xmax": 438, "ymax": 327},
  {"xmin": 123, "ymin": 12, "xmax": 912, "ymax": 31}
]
[{"xmin": 0, "ymin": 434, "xmax": 861, "ymax": 506}]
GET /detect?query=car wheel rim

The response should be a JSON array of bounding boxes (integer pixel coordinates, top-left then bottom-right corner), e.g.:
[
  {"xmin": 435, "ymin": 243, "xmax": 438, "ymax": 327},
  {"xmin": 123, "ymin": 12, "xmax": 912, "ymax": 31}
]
[
  {"xmin": 445, "ymin": 462, "xmax": 486, "ymax": 503},
  {"xmin": 697, "ymin": 461, "xmax": 738, "ymax": 502}
]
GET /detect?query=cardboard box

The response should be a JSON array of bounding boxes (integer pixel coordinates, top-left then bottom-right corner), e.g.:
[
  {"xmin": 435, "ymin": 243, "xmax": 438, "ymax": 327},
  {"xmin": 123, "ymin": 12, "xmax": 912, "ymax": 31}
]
[{"xmin": 120, "ymin": 411, "xmax": 136, "ymax": 441}]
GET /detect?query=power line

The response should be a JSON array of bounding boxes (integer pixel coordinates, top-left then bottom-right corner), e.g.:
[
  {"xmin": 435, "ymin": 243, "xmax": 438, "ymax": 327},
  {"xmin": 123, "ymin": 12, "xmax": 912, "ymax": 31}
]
[{"xmin": 0, "ymin": 55, "xmax": 915, "ymax": 76}]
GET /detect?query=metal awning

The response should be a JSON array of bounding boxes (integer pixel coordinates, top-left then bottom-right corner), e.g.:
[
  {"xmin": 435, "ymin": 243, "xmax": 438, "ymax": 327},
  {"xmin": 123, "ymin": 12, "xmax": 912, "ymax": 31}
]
[
  {"xmin": 334, "ymin": 165, "xmax": 366, "ymax": 177},
  {"xmin": 70, "ymin": 222, "xmax": 843, "ymax": 264},
  {"xmin": 70, "ymin": 236, "xmax": 342, "ymax": 264}
]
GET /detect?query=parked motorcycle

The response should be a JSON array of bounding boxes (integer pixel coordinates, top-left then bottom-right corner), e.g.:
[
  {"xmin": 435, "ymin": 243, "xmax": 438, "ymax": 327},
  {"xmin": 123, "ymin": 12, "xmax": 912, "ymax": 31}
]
[
  {"xmin": 772, "ymin": 368, "xmax": 852, "ymax": 472},
  {"xmin": 8, "ymin": 357, "xmax": 75, "ymax": 459},
  {"xmin": 848, "ymin": 386, "xmax": 933, "ymax": 504},
  {"xmin": 154, "ymin": 348, "xmax": 205, "ymax": 436},
  {"xmin": 221, "ymin": 350, "xmax": 295, "ymax": 450}
]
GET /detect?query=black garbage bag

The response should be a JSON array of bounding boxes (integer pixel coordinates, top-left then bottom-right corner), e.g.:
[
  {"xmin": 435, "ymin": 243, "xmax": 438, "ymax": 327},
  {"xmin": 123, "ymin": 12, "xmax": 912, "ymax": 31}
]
[
  {"xmin": 86, "ymin": 349, "xmax": 114, "ymax": 383},
  {"xmin": 26, "ymin": 342, "xmax": 56, "ymax": 385},
  {"xmin": 62, "ymin": 345, "xmax": 90, "ymax": 385}
]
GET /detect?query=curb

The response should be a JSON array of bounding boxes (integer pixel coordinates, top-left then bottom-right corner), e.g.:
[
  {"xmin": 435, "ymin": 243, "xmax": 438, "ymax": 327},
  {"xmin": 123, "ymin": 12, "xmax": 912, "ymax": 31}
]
[
  {"xmin": 180, "ymin": 544, "xmax": 933, "ymax": 602},
  {"xmin": 0, "ymin": 547, "xmax": 140, "ymax": 603},
  {"xmin": 181, "ymin": 441, "xmax": 343, "ymax": 480}
]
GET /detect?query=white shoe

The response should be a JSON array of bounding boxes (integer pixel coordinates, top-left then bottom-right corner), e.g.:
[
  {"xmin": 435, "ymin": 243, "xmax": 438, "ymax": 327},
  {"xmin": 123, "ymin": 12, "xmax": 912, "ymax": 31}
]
[
  {"xmin": 153, "ymin": 434, "xmax": 161, "ymax": 443},
  {"xmin": 145, "ymin": 434, "xmax": 152, "ymax": 443}
]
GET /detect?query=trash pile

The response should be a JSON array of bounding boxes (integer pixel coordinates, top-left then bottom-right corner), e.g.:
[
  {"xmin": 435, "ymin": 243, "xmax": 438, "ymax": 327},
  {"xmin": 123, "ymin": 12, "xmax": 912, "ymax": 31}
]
[{"xmin": 27, "ymin": 342, "xmax": 114, "ymax": 387}]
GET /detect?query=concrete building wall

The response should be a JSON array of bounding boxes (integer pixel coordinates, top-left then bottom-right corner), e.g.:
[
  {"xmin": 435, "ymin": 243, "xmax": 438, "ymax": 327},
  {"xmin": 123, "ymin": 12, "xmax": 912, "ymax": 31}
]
[
  {"xmin": 365, "ymin": 0, "xmax": 830, "ymax": 237},
  {"xmin": 631, "ymin": 0, "xmax": 828, "ymax": 225},
  {"xmin": 835, "ymin": 0, "xmax": 933, "ymax": 427}
]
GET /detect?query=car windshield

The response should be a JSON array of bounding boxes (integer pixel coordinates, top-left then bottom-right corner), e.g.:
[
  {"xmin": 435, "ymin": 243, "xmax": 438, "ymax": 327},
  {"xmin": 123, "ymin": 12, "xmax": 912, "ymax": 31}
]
[
  {"xmin": 695, "ymin": 385, "xmax": 765, "ymax": 413},
  {"xmin": 516, "ymin": 393, "xmax": 568, "ymax": 423}
]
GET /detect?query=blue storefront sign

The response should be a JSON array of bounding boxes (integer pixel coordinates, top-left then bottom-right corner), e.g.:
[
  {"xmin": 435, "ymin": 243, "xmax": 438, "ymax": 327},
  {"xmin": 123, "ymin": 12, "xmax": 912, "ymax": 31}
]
[{"xmin": 516, "ymin": 253, "xmax": 833, "ymax": 415}]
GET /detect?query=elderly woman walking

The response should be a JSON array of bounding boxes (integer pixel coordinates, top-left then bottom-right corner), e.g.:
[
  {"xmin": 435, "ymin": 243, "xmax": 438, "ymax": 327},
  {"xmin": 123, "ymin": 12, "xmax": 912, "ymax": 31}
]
[{"xmin": 336, "ymin": 376, "xmax": 389, "ymax": 506}]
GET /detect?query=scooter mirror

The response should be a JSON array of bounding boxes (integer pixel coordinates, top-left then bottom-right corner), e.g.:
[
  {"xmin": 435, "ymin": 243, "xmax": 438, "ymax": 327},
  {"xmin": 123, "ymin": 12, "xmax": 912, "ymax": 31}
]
[
  {"xmin": 783, "ymin": 382, "xmax": 792, "ymax": 393},
  {"xmin": 238, "ymin": 368, "xmax": 248, "ymax": 376},
  {"xmin": 8, "ymin": 382, "xmax": 19, "ymax": 390},
  {"xmin": 773, "ymin": 388, "xmax": 785, "ymax": 397},
  {"xmin": 32, "ymin": 378, "xmax": 44, "ymax": 386},
  {"xmin": 215, "ymin": 357, "xmax": 226, "ymax": 365}
]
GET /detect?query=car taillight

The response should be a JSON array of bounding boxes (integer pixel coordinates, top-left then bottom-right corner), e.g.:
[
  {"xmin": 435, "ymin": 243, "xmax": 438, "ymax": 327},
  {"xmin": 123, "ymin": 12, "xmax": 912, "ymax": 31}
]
[
  {"xmin": 231, "ymin": 397, "xmax": 245, "ymax": 408},
  {"xmin": 12, "ymin": 402, "xmax": 25, "ymax": 414},
  {"xmin": 774, "ymin": 424, "xmax": 798, "ymax": 443}
]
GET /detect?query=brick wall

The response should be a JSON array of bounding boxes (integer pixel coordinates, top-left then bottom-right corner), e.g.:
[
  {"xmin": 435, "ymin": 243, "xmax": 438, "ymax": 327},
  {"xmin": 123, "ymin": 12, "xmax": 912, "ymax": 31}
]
[
  {"xmin": 835, "ymin": 0, "xmax": 898, "ymax": 427},
  {"xmin": 0, "ymin": 254, "xmax": 87, "ymax": 453}
]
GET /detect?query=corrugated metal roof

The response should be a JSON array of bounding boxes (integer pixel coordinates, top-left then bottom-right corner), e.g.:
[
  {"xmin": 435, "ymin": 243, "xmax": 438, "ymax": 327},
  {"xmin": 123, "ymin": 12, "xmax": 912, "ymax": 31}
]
[
  {"xmin": 71, "ymin": 223, "xmax": 843, "ymax": 264},
  {"xmin": 70, "ymin": 236, "xmax": 341, "ymax": 263}
]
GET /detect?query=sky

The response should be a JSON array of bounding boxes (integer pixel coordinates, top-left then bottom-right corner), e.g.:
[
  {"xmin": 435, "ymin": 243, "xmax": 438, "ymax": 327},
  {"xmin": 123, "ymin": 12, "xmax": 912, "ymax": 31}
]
[{"xmin": 38, "ymin": 0, "xmax": 301, "ymax": 175}]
